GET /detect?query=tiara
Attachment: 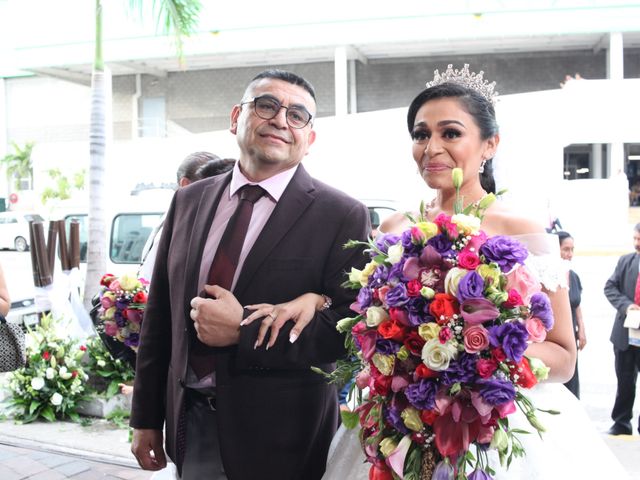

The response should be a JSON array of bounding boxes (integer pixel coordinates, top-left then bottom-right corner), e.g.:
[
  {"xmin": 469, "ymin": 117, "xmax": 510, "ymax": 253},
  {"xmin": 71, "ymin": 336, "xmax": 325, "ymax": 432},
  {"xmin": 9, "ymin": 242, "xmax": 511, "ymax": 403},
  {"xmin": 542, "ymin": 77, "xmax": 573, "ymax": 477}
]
[{"xmin": 426, "ymin": 64, "xmax": 498, "ymax": 104}]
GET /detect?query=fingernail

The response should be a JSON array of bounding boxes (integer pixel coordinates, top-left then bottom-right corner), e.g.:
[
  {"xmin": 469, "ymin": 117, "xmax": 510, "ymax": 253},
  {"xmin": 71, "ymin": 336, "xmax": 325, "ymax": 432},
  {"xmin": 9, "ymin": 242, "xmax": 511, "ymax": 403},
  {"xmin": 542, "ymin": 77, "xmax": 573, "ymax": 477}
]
[
  {"xmin": 266, "ymin": 344, "xmax": 270, "ymax": 351},
  {"xmin": 289, "ymin": 333, "xmax": 298, "ymax": 343},
  {"xmin": 254, "ymin": 341, "xmax": 259, "ymax": 350},
  {"xmin": 240, "ymin": 320, "xmax": 247, "ymax": 326}
]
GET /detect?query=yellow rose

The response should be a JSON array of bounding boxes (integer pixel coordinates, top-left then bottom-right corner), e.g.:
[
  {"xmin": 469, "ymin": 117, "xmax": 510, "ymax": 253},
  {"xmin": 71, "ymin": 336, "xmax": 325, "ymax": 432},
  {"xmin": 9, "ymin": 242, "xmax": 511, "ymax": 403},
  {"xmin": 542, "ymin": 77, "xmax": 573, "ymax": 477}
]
[
  {"xmin": 361, "ymin": 261, "xmax": 378, "ymax": 286},
  {"xmin": 104, "ymin": 306, "xmax": 116, "ymax": 320},
  {"xmin": 477, "ymin": 264, "xmax": 501, "ymax": 287},
  {"xmin": 379, "ymin": 437, "xmax": 398, "ymax": 458},
  {"xmin": 416, "ymin": 221, "xmax": 438, "ymax": 240},
  {"xmin": 420, "ymin": 286, "xmax": 435, "ymax": 299},
  {"xmin": 372, "ymin": 353, "xmax": 395, "ymax": 376},
  {"xmin": 396, "ymin": 346, "xmax": 409, "ymax": 361},
  {"xmin": 402, "ymin": 407, "xmax": 424, "ymax": 432},
  {"xmin": 418, "ymin": 322, "xmax": 441, "ymax": 341},
  {"xmin": 119, "ymin": 273, "xmax": 139, "ymax": 291},
  {"xmin": 365, "ymin": 306, "xmax": 389, "ymax": 327},
  {"xmin": 348, "ymin": 267, "xmax": 363, "ymax": 285},
  {"xmin": 451, "ymin": 213, "xmax": 481, "ymax": 236}
]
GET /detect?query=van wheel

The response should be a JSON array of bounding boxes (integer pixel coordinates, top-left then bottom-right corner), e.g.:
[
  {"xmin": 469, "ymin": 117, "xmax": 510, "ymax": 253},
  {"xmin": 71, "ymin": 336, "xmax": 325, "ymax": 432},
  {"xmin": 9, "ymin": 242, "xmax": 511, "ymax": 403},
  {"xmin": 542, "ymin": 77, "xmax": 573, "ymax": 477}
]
[{"xmin": 14, "ymin": 236, "xmax": 28, "ymax": 252}]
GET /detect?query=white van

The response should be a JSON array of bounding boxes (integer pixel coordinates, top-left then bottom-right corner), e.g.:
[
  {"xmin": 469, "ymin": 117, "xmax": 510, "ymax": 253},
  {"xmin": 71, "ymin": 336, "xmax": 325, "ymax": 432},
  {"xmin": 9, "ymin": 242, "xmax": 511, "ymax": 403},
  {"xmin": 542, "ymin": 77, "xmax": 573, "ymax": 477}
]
[{"xmin": 0, "ymin": 211, "xmax": 45, "ymax": 251}]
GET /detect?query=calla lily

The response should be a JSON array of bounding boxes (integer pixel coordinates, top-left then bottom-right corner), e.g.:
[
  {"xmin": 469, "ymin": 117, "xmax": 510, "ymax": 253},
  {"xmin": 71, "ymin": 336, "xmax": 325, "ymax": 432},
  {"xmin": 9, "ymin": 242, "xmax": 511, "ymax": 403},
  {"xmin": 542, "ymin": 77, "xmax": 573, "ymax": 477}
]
[
  {"xmin": 386, "ymin": 434, "xmax": 413, "ymax": 479},
  {"xmin": 460, "ymin": 298, "xmax": 500, "ymax": 325}
]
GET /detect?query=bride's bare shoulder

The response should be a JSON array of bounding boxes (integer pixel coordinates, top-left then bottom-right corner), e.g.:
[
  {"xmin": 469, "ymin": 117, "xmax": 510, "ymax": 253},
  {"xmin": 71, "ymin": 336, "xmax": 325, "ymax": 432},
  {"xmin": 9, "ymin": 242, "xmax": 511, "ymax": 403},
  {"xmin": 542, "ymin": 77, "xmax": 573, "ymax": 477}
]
[
  {"xmin": 483, "ymin": 202, "xmax": 546, "ymax": 236},
  {"xmin": 379, "ymin": 211, "xmax": 415, "ymax": 235}
]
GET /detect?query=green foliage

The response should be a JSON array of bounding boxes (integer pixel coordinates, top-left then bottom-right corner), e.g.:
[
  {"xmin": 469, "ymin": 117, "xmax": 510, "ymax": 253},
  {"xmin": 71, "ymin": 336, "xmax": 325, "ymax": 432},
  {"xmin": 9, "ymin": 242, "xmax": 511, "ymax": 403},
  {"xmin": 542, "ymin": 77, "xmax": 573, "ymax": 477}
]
[
  {"xmin": 83, "ymin": 336, "xmax": 135, "ymax": 398},
  {"xmin": 0, "ymin": 141, "xmax": 34, "ymax": 189},
  {"xmin": 40, "ymin": 168, "xmax": 86, "ymax": 205},
  {"xmin": 5, "ymin": 314, "xmax": 90, "ymax": 423}
]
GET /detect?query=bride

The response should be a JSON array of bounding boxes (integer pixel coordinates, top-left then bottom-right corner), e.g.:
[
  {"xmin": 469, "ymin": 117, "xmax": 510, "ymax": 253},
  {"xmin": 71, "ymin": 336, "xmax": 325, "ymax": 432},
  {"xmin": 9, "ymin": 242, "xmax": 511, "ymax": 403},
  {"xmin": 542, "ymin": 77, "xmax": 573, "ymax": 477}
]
[{"xmin": 246, "ymin": 65, "xmax": 629, "ymax": 479}]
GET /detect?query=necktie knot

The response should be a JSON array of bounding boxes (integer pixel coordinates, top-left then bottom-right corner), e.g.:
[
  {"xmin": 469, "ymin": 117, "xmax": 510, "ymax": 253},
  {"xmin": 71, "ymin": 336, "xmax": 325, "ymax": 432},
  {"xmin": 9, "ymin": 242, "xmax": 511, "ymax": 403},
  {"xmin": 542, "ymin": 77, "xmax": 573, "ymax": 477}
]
[{"xmin": 240, "ymin": 184, "xmax": 266, "ymax": 204}]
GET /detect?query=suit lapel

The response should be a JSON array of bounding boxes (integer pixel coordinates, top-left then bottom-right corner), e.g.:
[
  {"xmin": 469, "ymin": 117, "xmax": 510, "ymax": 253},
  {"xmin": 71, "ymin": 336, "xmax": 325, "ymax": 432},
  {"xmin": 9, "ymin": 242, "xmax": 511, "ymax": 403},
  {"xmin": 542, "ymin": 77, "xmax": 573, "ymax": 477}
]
[
  {"xmin": 234, "ymin": 165, "xmax": 316, "ymax": 298},
  {"xmin": 629, "ymin": 254, "xmax": 640, "ymax": 299},
  {"xmin": 182, "ymin": 173, "xmax": 232, "ymax": 305}
]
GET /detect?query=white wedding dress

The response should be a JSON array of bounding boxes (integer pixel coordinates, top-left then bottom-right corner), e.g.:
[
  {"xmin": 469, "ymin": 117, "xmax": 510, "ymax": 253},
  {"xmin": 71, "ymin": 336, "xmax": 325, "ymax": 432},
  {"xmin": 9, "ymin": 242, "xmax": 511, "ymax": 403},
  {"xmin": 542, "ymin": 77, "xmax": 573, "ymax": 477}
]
[{"xmin": 322, "ymin": 234, "xmax": 630, "ymax": 480}]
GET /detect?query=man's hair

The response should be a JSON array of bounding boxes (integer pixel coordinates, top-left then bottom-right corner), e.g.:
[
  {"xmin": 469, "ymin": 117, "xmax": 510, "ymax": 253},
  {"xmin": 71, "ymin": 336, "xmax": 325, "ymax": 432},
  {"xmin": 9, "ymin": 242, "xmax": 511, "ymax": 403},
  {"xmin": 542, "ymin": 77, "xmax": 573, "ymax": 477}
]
[
  {"xmin": 176, "ymin": 151, "xmax": 220, "ymax": 183},
  {"xmin": 635, "ymin": 223, "xmax": 640, "ymax": 233},
  {"xmin": 247, "ymin": 69, "xmax": 316, "ymax": 102},
  {"xmin": 195, "ymin": 158, "xmax": 236, "ymax": 179}
]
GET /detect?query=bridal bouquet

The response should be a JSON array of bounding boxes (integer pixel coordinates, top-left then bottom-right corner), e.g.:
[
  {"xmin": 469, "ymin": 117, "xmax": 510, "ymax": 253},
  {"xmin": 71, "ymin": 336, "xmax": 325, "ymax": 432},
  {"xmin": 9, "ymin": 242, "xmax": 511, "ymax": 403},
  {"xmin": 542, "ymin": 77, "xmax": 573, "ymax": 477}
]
[
  {"xmin": 96, "ymin": 273, "xmax": 148, "ymax": 352},
  {"xmin": 334, "ymin": 169, "xmax": 555, "ymax": 480}
]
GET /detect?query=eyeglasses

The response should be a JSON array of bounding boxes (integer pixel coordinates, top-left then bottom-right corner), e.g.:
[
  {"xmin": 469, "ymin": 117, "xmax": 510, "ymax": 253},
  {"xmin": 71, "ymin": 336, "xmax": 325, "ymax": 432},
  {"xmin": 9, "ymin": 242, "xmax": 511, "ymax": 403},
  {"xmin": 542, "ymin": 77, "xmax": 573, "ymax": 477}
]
[{"xmin": 240, "ymin": 95, "xmax": 313, "ymax": 129}]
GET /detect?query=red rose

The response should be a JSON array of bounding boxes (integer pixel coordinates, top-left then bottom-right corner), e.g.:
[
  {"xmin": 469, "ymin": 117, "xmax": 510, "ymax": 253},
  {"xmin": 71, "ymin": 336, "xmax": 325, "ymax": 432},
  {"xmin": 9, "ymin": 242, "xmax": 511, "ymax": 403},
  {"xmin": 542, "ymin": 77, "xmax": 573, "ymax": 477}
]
[
  {"xmin": 420, "ymin": 409, "xmax": 439, "ymax": 425},
  {"xmin": 429, "ymin": 293, "xmax": 459, "ymax": 324},
  {"xmin": 502, "ymin": 288, "xmax": 524, "ymax": 308},
  {"xmin": 510, "ymin": 357, "xmax": 538, "ymax": 389},
  {"xmin": 79, "ymin": 345, "xmax": 87, "ymax": 351},
  {"xmin": 42, "ymin": 351, "xmax": 51, "ymax": 361},
  {"xmin": 458, "ymin": 251, "xmax": 481, "ymax": 270},
  {"xmin": 100, "ymin": 273, "xmax": 115, "ymax": 287},
  {"xmin": 477, "ymin": 358, "xmax": 498, "ymax": 378},
  {"xmin": 403, "ymin": 331, "xmax": 425, "ymax": 355},
  {"xmin": 406, "ymin": 279, "xmax": 423, "ymax": 297},
  {"xmin": 389, "ymin": 307, "xmax": 410, "ymax": 326},
  {"xmin": 369, "ymin": 464, "xmax": 394, "ymax": 480},
  {"xmin": 377, "ymin": 321, "xmax": 405, "ymax": 342},
  {"xmin": 372, "ymin": 289, "xmax": 380, "ymax": 301},
  {"xmin": 415, "ymin": 363, "xmax": 439, "ymax": 379},
  {"xmin": 372, "ymin": 374, "xmax": 392, "ymax": 396},
  {"xmin": 491, "ymin": 346, "xmax": 507, "ymax": 362},
  {"xmin": 71, "ymin": 371, "xmax": 78, "ymax": 378},
  {"xmin": 133, "ymin": 291, "xmax": 148, "ymax": 303}
]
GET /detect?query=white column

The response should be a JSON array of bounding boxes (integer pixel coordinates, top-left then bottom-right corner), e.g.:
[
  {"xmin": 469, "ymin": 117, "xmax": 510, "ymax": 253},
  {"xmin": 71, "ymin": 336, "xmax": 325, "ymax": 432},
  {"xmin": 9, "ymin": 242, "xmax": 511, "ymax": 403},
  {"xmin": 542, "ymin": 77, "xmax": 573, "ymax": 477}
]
[
  {"xmin": 132, "ymin": 73, "xmax": 141, "ymax": 139},
  {"xmin": 591, "ymin": 143, "xmax": 602, "ymax": 179},
  {"xmin": 349, "ymin": 59, "xmax": 357, "ymax": 114},
  {"xmin": 0, "ymin": 78, "xmax": 6, "ymax": 156},
  {"xmin": 608, "ymin": 32, "xmax": 625, "ymax": 177},
  {"xmin": 334, "ymin": 46, "xmax": 348, "ymax": 117}
]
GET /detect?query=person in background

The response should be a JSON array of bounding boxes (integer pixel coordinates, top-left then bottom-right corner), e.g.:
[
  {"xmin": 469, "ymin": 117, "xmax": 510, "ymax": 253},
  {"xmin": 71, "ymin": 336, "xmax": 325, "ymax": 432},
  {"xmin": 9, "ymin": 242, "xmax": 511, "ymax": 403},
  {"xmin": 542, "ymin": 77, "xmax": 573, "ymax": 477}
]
[
  {"xmin": 557, "ymin": 231, "xmax": 585, "ymax": 398},
  {"xmin": 138, "ymin": 153, "xmax": 232, "ymax": 283},
  {"xmin": 604, "ymin": 223, "xmax": 640, "ymax": 435},
  {"xmin": 0, "ymin": 262, "xmax": 10, "ymax": 317}
]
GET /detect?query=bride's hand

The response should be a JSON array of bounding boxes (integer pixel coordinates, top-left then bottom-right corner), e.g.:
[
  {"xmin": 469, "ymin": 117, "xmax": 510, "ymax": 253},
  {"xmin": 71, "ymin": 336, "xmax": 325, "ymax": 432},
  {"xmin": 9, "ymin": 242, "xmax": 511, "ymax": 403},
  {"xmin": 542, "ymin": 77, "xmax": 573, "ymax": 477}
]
[{"xmin": 243, "ymin": 293, "xmax": 326, "ymax": 349}]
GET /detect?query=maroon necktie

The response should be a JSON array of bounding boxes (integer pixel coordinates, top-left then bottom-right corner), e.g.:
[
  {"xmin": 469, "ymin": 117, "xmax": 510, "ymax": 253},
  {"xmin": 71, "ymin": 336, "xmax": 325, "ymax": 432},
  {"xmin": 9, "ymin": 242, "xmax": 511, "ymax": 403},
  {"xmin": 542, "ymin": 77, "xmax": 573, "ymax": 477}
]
[
  {"xmin": 189, "ymin": 184, "xmax": 266, "ymax": 379},
  {"xmin": 635, "ymin": 272, "xmax": 640, "ymax": 305}
]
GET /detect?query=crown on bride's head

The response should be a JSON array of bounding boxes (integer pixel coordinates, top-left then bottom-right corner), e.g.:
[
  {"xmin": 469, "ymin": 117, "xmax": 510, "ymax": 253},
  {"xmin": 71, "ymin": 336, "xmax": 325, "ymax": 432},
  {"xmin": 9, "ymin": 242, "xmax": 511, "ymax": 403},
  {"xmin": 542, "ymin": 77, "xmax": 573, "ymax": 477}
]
[{"xmin": 426, "ymin": 64, "xmax": 498, "ymax": 104}]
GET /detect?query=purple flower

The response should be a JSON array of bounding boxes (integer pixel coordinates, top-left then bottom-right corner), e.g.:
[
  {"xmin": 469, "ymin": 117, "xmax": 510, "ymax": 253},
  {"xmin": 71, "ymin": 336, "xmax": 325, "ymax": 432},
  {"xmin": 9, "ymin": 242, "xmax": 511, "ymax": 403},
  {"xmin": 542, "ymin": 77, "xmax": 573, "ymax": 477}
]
[
  {"xmin": 489, "ymin": 322, "xmax": 529, "ymax": 362},
  {"xmin": 433, "ymin": 460, "xmax": 455, "ymax": 480},
  {"xmin": 478, "ymin": 377, "xmax": 516, "ymax": 405},
  {"xmin": 460, "ymin": 298, "xmax": 500, "ymax": 325},
  {"xmin": 440, "ymin": 352, "xmax": 477, "ymax": 385},
  {"xmin": 115, "ymin": 299, "xmax": 129, "ymax": 310},
  {"xmin": 385, "ymin": 404, "xmax": 409, "ymax": 434},
  {"xmin": 376, "ymin": 339, "xmax": 401, "ymax": 355},
  {"xmin": 357, "ymin": 287, "xmax": 373, "ymax": 310},
  {"xmin": 530, "ymin": 292, "xmax": 554, "ymax": 329},
  {"xmin": 427, "ymin": 234, "xmax": 455, "ymax": 257},
  {"xmin": 401, "ymin": 229, "xmax": 422, "ymax": 255},
  {"xmin": 369, "ymin": 265, "xmax": 389, "ymax": 288},
  {"xmin": 375, "ymin": 233, "xmax": 401, "ymax": 254},
  {"xmin": 114, "ymin": 312, "xmax": 127, "ymax": 328},
  {"xmin": 468, "ymin": 469, "xmax": 493, "ymax": 480},
  {"xmin": 124, "ymin": 332, "xmax": 140, "ymax": 348},
  {"xmin": 480, "ymin": 236, "xmax": 528, "ymax": 273},
  {"xmin": 388, "ymin": 261, "xmax": 406, "ymax": 282},
  {"xmin": 405, "ymin": 379, "xmax": 438, "ymax": 410},
  {"xmin": 385, "ymin": 283, "xmax": 409, "ymax": 307},
  {"xmin": 457, "ymin": 271, "xmax": 485, "ymax": 302},
  {"xmin": 405, "ymin": 297, "xmax": 431, "ymax": 326}
]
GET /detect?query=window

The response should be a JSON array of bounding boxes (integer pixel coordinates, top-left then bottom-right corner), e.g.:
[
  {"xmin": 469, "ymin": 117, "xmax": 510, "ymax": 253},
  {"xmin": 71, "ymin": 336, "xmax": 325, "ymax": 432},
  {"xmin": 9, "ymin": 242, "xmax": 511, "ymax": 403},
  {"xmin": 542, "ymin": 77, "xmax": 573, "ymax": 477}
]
[{"xmin": 110, "ymin": 213, "xmax": 163, "ymax": 264}]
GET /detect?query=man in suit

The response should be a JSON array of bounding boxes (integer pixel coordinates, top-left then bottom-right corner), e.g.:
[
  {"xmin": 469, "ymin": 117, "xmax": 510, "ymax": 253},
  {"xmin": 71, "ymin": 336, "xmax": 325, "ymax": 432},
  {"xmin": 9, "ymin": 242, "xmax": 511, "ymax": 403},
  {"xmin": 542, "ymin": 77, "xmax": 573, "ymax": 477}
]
[
  {"xmin": 130, "ymin": 69, "xmax": 370, "ymax": 479},
  {"xmin": 604, "ymin": 223, "xmax": 640, "ymax": 435}
]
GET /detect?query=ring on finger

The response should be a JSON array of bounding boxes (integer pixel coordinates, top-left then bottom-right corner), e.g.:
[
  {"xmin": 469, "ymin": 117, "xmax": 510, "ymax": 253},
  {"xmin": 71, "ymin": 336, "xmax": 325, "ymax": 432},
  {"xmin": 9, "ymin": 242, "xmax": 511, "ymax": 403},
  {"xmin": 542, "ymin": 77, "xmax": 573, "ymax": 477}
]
[{"xmin": 268, "ymin": 311, "xmax": 277, "ymax": 320}]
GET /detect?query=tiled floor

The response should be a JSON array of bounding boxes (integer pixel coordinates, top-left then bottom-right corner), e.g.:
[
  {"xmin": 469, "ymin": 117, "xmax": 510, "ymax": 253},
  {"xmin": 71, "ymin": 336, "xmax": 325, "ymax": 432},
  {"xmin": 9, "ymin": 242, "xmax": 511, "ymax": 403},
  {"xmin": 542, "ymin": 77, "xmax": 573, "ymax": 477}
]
[{"xmin": 0, "ymin": 444, "xmax": 154, "ymax": 480}]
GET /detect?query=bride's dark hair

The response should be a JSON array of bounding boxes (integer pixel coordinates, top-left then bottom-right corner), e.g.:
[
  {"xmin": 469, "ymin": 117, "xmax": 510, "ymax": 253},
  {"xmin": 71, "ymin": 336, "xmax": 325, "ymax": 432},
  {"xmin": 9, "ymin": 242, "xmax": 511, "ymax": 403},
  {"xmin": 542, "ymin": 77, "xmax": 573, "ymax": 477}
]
[{"xmin": 407, "ymin": 83, "xmax": 499, "ymax": 194}]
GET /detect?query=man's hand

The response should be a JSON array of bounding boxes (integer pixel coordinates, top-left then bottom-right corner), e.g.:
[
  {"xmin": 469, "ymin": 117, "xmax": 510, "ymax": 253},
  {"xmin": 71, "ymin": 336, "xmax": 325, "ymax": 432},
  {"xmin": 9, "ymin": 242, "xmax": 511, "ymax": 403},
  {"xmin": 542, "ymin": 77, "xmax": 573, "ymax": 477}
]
[
  {"xmin": 131, "ymin": 428, "xmax": 167, "ymax": 471},
  {"xmin": 190, "ymin": 285, "xmax": 244, "ymax": 346},
  {"xmin": 627, "ymin": 304, "xmax": 640, "ymax": 313}
]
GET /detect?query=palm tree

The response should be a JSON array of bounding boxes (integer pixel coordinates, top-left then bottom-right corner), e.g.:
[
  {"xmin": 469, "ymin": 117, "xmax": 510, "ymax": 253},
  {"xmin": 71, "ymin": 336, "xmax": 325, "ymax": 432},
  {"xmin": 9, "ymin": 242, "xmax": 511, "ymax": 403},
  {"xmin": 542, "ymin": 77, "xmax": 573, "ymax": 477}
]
[
  {"xmin": 1, "ymin": 141, "xmax": 34, "ymax": 190},
  {"xmin": 84, "ymin": 0, "xmax": 201, "ymax": 308}
]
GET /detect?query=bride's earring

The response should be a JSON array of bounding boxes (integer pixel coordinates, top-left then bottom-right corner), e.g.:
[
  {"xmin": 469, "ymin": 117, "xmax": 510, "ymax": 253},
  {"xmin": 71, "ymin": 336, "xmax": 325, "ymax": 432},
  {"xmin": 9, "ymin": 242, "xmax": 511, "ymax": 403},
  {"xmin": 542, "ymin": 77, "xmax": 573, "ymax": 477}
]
[{"xmin": 479, "ymin": 159, "xmax": 487, "ymax": 174}]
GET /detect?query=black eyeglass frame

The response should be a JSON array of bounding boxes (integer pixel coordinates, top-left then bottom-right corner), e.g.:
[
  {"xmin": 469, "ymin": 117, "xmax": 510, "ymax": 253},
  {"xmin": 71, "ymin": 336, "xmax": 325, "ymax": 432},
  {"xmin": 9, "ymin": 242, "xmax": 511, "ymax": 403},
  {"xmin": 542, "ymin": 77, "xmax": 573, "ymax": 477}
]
[{"xmin": 240, "ymin": 95, "xmax": 313, "ymax": 129}]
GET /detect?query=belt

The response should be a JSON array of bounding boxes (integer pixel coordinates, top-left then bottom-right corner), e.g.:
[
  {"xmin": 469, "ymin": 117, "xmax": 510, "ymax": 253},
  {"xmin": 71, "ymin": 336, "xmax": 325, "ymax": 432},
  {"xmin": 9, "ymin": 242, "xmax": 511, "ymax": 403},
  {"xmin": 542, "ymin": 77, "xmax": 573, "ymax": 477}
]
[{"xmin": 186, "ymin": 389, "xmax": 217, "ymax": 412}]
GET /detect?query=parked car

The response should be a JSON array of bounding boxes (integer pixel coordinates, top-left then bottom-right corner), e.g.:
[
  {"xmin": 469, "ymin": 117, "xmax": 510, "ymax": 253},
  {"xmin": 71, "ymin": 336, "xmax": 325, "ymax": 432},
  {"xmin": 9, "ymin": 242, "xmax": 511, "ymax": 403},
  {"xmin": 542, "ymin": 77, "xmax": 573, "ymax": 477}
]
[
  {"xmin": 362, "ymin": 199, "xmax": 400, "ymax": 235},
  {"xmin": 0, "ymin": 211, "xmax": 45, "ymax": 252}
]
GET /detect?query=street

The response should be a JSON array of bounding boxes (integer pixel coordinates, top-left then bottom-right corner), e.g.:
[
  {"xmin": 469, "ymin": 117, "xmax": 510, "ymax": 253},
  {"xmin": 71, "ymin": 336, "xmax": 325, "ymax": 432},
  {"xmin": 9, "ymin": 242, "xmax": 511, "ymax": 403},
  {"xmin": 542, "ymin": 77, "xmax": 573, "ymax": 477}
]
[{"xmin": 0, "ymin": 250, "xmax": 639, "ymax": 477}]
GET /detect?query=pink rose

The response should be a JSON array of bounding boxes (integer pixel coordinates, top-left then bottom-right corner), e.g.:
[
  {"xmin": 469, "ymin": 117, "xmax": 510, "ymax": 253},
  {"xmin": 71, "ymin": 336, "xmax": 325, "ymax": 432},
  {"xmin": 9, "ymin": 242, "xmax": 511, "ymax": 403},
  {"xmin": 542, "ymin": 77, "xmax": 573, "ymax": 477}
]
[
  {"xmin": 526, "ymin": 317, "xmax": 547, "ymax": 342},
  {"xmin": 476, "ymin": 358, "xmax": 498, "ymax": 378},
  {"xmin": 378, "ymin": 285, "xmax": 391, "ymax": 305},
  {"xmin": 100, "ymin": 296, "xmax": 113, "ymax": 309},
  {"xmin": 355, "ymin": 368, "xmax": 371, "ymax": 390},
  {"xmin": 458, "ymin": 251, "xmax": 481, "ymax": 270},
  {"xmin": 104, "ymin": 321, "xmax": 118, "ymax": 337},
  {"xmin": 463, "ymin": 325, "xmax": 490, "ymax": 354},
  {"xmin": 461, "ymin": 231, "xmax": 487, "ymax": 255},
  {"xmin": 505, "ymin": 264, "xmax": 541, "ymax": 304}
]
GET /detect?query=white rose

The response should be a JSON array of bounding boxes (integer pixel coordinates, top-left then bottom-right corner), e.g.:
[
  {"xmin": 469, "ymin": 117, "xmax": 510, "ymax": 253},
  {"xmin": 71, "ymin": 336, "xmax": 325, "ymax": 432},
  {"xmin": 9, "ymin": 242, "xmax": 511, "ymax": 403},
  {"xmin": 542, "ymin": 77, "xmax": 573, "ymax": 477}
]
[
  {"xmin": 365, "ymin": 306, "xmax": 389, "ymax": 327},
  {"xmin": 59, "ymin": 366, "xmax": 72, "ymax": 380},
  {"xmin": 31, "ymin": 377, "xmax": 45, "ymax": 390},
  {"xmin": 45, "ymin": 368, "xmax": 56, "ymax": 380},
  {"xmin": 421, "ymin": 338, "xmax": 458, "ymax": 371},
  {"xmin": 50, "ymin": 392, "xmax": 63, "ymax": 406},
  {"xmin": 387, "ymin": 244, "xmax": 404, "ymax": 265},
  {"xmin": 444, "ymin": 267, "xmax": 466, "ymax": 298},
  {"xmin": 97, "ymin": 359, "xmax": 106, "ymax": 368},
  {"xmin": 348, "ymin": 267, "xmax": 363, "ymax": 285},
  {"xmin": 451, "ymin": 214, "xmax": 481, "ymax": 235}
]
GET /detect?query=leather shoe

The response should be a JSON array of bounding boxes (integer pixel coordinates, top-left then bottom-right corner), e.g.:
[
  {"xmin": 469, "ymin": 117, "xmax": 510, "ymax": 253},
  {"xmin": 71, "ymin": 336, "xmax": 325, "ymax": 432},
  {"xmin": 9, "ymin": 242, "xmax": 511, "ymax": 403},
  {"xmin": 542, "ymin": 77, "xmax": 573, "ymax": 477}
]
[{"xmin": 607, "ymin": 424, "xmax": 632, "ymax": 435}]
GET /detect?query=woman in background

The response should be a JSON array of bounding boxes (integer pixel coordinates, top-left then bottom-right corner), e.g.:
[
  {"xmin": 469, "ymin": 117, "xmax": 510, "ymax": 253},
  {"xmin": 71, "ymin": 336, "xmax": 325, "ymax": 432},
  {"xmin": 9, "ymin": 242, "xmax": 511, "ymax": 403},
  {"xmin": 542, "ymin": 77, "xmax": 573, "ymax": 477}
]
[{"xmin": 557, "ymin": 230, "xmax": 586, "ymax": 398}]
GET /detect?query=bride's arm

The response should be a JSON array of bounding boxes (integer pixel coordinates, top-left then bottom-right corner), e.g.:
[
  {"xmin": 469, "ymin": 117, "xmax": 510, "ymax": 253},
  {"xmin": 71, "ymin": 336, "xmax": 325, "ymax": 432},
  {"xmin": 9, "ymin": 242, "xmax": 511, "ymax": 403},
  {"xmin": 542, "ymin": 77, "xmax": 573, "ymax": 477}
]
[{"xmin": 526, "ymin": 285, "xmax": 577, "ymax": 382}]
